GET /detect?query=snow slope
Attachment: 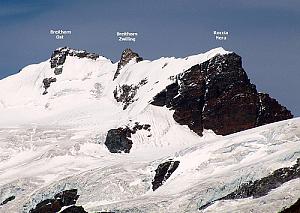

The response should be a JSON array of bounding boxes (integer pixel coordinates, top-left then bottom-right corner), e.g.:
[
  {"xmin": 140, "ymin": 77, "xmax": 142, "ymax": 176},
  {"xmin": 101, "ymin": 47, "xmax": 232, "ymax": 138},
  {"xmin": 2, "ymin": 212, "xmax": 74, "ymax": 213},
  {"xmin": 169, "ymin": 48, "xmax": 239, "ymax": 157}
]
[{"xmin": 0, "ymin": 47, "xmax": 299, "ymax": 213}]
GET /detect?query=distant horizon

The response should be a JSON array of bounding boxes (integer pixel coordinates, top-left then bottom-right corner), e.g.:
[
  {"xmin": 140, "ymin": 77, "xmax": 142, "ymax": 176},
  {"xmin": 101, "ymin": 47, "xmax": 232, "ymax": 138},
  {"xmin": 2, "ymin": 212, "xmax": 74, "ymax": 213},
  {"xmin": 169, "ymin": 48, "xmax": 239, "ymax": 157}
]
[{"xmin": 0, "ymin": 0, "xmax": 299, "ymax": 115}]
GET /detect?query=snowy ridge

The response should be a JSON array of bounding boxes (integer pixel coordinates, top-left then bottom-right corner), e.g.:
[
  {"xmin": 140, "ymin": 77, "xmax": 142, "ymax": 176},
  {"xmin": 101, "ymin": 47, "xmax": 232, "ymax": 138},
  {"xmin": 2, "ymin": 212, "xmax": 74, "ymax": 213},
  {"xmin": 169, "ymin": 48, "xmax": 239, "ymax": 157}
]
[{"xmin": 0, "ymin": 47, "xmax": 298, "ymax": 213}]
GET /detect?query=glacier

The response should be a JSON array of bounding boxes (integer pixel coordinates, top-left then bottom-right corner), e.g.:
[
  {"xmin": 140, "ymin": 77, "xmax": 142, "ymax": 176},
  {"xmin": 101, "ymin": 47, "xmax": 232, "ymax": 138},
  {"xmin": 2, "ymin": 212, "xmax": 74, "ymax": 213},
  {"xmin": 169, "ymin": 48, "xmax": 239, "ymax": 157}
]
[{"xmin": 0, "ymin": 47, "xmax": 298, "ymax": 213}]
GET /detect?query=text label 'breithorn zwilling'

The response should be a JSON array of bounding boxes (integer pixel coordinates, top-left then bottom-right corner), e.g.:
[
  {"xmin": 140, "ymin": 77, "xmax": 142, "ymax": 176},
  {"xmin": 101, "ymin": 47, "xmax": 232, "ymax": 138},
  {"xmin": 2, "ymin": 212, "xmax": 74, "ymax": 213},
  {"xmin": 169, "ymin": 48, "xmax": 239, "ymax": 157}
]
[{"xmin": 117, "ymin": 32, "xmax": 138, "ymax": 42}]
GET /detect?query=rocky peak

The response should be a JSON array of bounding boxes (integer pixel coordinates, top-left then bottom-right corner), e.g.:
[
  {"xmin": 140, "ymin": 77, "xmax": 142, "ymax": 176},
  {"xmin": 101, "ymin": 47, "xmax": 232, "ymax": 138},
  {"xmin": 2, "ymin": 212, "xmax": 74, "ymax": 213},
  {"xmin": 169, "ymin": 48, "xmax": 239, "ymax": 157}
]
[
  {"xmin": 50, "ymin": 47, "xmax": 99, "ymax": 75},
  {"xmin": 113, "ymin": 48, "xmax": 143, "ymax": 80},
  {"xmin": 151, "ymin": 52, "xmax": 293, "ymax": 136}
]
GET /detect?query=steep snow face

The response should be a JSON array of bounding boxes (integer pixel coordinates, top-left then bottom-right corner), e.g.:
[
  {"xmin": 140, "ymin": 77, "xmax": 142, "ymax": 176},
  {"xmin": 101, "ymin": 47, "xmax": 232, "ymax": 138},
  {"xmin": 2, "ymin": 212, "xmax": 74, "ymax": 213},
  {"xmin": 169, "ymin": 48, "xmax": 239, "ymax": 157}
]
[{"xmin": 0, "ymin": 47, "xmax": 298, "ymax": 213}]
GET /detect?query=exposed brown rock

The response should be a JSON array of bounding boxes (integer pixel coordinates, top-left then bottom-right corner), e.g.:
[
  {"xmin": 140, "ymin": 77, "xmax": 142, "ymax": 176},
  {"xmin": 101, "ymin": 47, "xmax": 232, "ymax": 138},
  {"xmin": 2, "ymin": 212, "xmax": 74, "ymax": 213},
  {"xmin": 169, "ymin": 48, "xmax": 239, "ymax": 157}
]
[
  {"xmin": 151, "ymin": 53, "xmax": 293, "ymax": 136},
  {"xmin": 201, "ymin": 53, "xmax": 259, "ymax": 135}
]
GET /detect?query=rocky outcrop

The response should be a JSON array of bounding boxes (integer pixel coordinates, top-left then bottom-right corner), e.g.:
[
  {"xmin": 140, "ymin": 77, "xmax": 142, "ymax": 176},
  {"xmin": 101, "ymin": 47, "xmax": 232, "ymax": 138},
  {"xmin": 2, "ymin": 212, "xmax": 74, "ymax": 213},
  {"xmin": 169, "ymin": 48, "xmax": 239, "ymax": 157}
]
[
  {"xmin": 104, "ymin": 123, "xmax": 151, "ymax": 153},
  {"xmin": 0, "ymin": 195, "xmax": 15, "ymax": 206},
  {"xmin": 104, "ymin": 127, "xmax": 133, "ymax": 154},
  {"xmin": 151, "ymin": 53, "xmax": 293, "ymax": 136},
  {"xmin": 113, "ymin": 84, "xmax": 139, "ymax": 110},
  {"xmin": 152, "ymin": 65, "xmax": 206, "ymax": 135},
  {"xmin": 50, "ymin": 48, "xmax": 67, "ymax": 69},
  {"xmin": 152, "ymin": 160, "xmax": 180, "ymax": 191},
  {"xmin": 29, "ymin": 189, "xmax": 80, "ymax": 213},
  {"xmin": 113, "ymin": 48, "xmax": 143, "ymax": 80},
  {"xmin": 280, "ymin": 198, "xmax": 300, "ymax": 213},
  {"xmin": 222, "ymin": 159, "xmax": 300, "ymax": 199},
  {"xmin": 54, "ymin": 67, "xmax": 63, "ymax": 75},
  {"xmin": 43, "ymin": 47, "xmax": 100, "ymax": 95},
  {"xmin": 61, "ymin": 206, "xmax": 88, "ymax": 213},
  {"xmin": 114, "ymin": 79, "xmax": 147, "ymax": 110},
  {"xmin": 256, "ymin": 93, "xmax": 293, "ymax": 126},
  {"xmin": 50, "ymin": 47, "xmax": 99, "ymax": 75},
  {"xmin": 42, "ymin": 77, "xmax": 56, "ymax": 95},
  {"xmin": 199, "ymin": 158, "xmax": 300, "ymax": 210}
]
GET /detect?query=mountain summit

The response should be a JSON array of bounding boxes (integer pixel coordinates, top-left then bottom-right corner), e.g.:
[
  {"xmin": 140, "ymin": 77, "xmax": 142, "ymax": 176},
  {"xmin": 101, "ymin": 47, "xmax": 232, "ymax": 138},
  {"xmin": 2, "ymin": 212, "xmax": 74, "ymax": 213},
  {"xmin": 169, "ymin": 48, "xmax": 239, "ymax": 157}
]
[{"xmin": 0, "ymin": 47, "xmax": 298, "ymax": 213}]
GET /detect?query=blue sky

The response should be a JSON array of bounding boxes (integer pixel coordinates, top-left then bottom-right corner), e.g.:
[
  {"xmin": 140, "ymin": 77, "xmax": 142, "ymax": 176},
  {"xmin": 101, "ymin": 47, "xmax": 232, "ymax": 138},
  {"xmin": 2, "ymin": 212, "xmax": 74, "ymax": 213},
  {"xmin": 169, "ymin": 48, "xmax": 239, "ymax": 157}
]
[{"xmin": 0, "ymin": 0, "xmax": 299, "ymax": 115}]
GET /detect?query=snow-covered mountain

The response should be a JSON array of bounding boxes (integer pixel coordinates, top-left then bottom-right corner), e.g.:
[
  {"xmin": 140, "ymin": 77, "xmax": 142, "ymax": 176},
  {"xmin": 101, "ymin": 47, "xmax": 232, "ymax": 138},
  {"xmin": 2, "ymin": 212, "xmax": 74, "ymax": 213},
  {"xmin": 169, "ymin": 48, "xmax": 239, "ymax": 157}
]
[{"xmin": 0, "ymin": 47, "xmax": 298, "ymax": 213}]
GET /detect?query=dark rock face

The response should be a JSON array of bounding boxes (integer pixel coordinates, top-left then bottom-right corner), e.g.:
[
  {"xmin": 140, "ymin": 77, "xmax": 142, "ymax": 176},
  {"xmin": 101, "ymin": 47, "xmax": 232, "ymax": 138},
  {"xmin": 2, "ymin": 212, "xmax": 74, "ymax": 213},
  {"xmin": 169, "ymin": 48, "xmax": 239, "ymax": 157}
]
[
  {"xmin": 61, "ymin": 206, "xmax": 88, "ymax": 213},
  {"xmin": 199, "ymin": 158, "xmax": 300, "ymax": 210},
  {"xmin": 50, "ymin": 46, "xmax": 99, "ymax": 74},
  {"xmin": 104, "ymin": 127, "xmax": 133, "ymax": 153},
  {"xmin": 256, "ymin": 93, "xmax": 293, "ymax": 126},
  {"xmin": 114, "ymin": 79, "xmax": 148, "ymax": 110},
  {"xmin": 105, "ymin": 123, "xmax": 151, "ymax": 153},
  {"xmin": 29, "ymin": 189, "xmax": 79, "ymax": 213},
  {"xmin": 280, "ymin": 198, "xmax": 300, "ymax": 213},
  {"xmin": 54, "ymin": 189, "xmax": 79, "ymax": 206},
  {"xmin": 152, "ymin": 160, "xmax": 180, "ymax": 191},
  {"xmin": 151, "ymin": 53, "xmax": 293, "ymax": 136},
  {"xmin": 113, "ymin": 48, "xmax": 143, "ymax": 80},
  {"xmin": 50, "ymin": 48, "xmax": 67, "ymax": 69},
  {"xmin": 200, "ymin": 54, "xmax": 258, "ymax": 135},
  {"xmin": 0, "ymin": 195, "xmax": 15, "ymax": 206},
  {"xmin": 42, "ymin": 77, "xmax": 57, "ymax": 95}
]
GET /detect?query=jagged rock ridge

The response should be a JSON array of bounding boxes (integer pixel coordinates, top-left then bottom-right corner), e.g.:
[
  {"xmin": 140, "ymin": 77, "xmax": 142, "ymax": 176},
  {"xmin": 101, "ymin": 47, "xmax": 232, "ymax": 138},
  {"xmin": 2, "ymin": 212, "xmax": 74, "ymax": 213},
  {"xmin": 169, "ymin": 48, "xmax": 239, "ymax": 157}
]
[
  {"xmin": 113, "ymin": 48, "xmax": 143, "ymax": 80},
  {"xmin": 151, "ymin": 53, "xmax": 293, "ymax": 136},
  {"xmin": 50, "ymin": 46, "xmax": 99, "ymax": 76},
  {"xmin": 50, "ymin": 46, "xmax": 99, "ymax": 69}
]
